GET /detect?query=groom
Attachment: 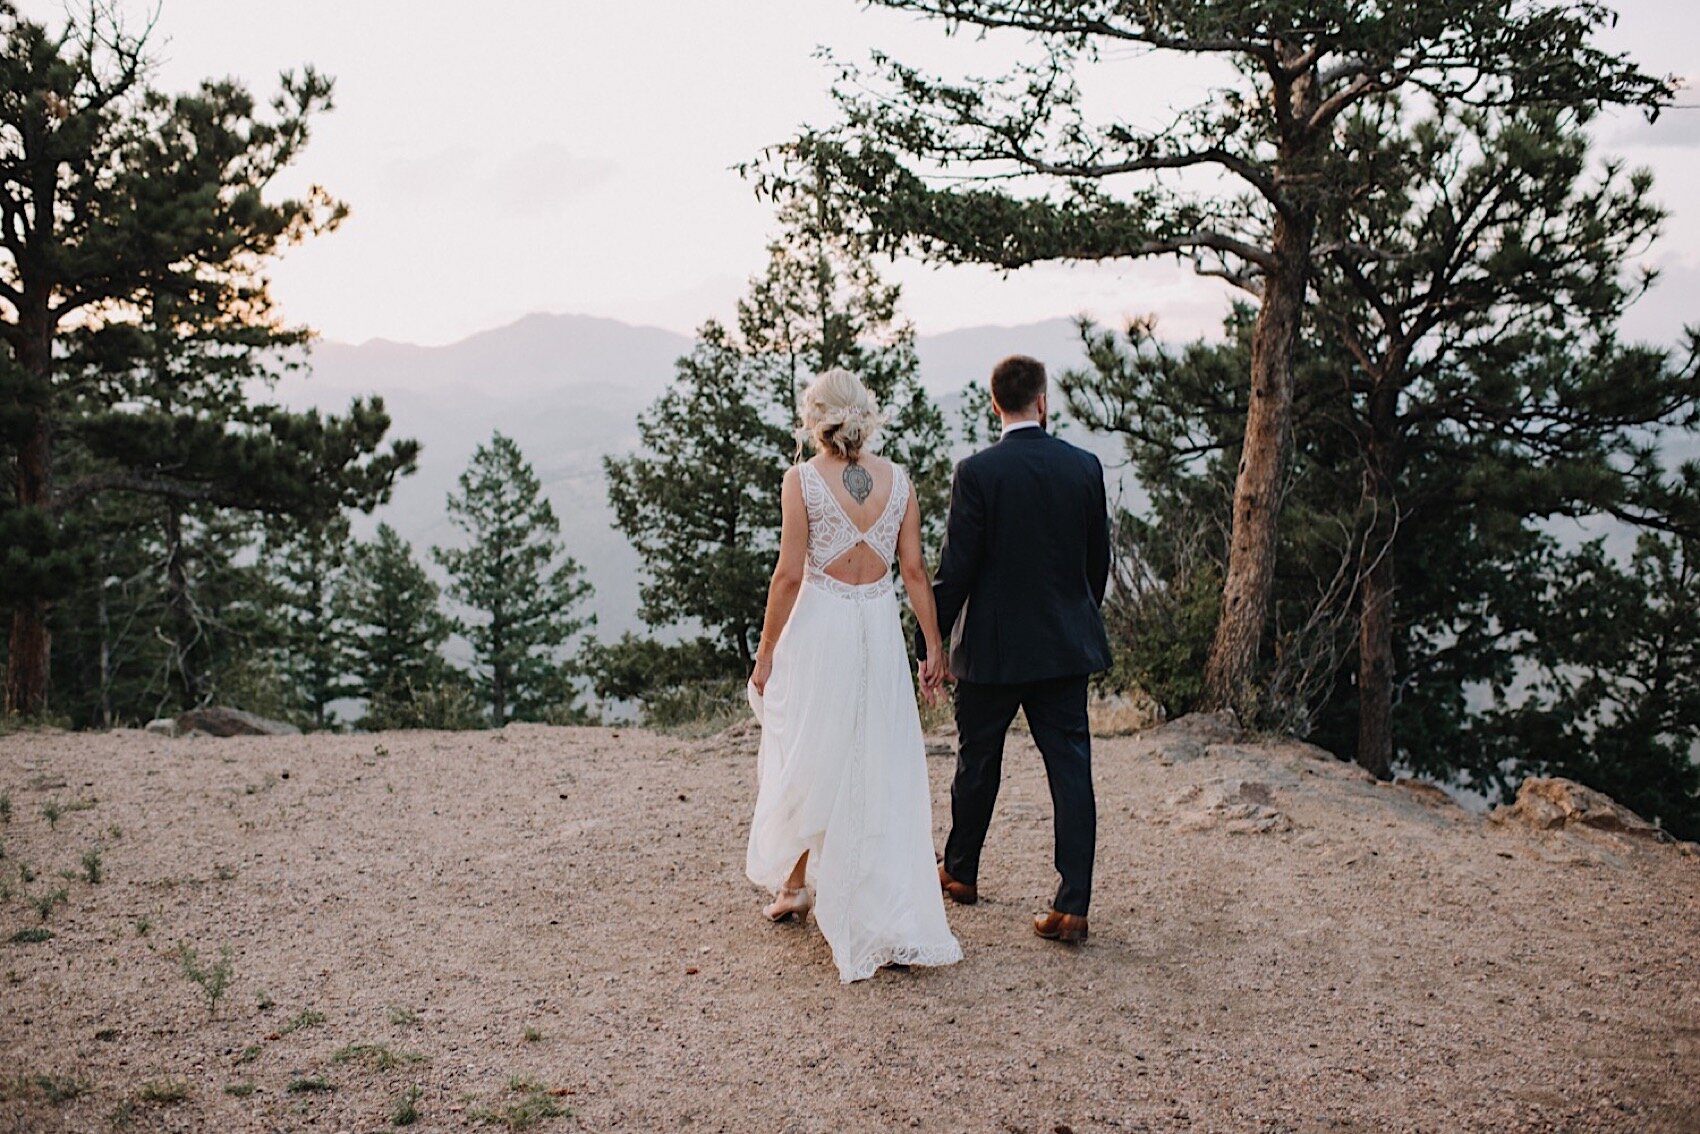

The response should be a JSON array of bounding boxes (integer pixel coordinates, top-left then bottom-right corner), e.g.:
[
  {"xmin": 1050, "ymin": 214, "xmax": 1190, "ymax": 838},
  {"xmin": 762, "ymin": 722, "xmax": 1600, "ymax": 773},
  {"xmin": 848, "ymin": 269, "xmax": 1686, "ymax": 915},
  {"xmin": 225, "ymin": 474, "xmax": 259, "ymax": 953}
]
[{"xmin": 921, "ymin": 354, "xmax": 1111, "ymax": 944}]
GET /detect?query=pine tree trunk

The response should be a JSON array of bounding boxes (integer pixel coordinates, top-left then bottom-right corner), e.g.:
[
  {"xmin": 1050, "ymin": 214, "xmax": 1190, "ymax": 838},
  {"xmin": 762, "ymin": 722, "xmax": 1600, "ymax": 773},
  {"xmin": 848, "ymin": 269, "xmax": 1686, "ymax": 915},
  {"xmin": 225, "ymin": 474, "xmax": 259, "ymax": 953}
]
[
  {"xmin": 735, "ymin": 623, "xmax": 752, "ymax": 671},
  {"xmin": 1203, "ymin": 210, "xmax": 1316, "ymax": 714},
  {"xmin": 164, "ymin": 504, "xmax": 202, "ymax": 707},
  {"xmin": 5, "ymin": 596, "xmax": 51, "ymax": 717},
  {"xmin": 1355, "ymin": 373, "xmax": 1402, "ymax": 780},
  {"xmin": 97, "ymin": 574, "xmax": 113, "ymax": 729},
  {"xmin": 491, "ymin": 621, "xmax": 506, "ymax": 727},
  {"xmin": 1356, "ymin": 548, "xmax": 1395, "ymax": 780},
  {"xmin": 4, "ymin": 335, "xmax": 54, "ymax": 717}
]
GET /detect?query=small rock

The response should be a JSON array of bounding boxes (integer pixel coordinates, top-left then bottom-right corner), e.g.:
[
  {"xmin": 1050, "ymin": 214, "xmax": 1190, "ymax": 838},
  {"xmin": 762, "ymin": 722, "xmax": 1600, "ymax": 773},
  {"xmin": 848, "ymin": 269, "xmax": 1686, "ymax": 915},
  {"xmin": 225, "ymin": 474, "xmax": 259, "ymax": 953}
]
[
  {"xmin": 1393, "ymin": 778, "xmax": 1459, "ymax": 808},
  {"xmin": 144, "ymin": 718, "xmax": 179, "ymax": 737},
  {"xmin": 175, "ymin": 707, "xmax": 300, "ymax": 737}
]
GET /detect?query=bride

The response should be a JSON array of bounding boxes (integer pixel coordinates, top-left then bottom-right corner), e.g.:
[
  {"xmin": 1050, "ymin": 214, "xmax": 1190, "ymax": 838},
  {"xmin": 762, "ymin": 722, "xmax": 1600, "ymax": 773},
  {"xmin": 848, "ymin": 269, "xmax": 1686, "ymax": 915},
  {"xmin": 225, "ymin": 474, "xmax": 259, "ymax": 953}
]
[{"xmin": 745, "ymin": 368, "xmax": 963, "ymax": 983}]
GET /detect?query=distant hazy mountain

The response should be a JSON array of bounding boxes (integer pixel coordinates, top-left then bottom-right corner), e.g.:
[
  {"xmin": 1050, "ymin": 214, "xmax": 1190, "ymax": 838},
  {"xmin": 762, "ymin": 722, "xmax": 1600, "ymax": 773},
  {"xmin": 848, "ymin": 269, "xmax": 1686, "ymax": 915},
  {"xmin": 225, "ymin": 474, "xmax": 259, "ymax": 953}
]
[{"xmin": 273, "ymin": 313, "xmax": 1095, "ymax": 643}]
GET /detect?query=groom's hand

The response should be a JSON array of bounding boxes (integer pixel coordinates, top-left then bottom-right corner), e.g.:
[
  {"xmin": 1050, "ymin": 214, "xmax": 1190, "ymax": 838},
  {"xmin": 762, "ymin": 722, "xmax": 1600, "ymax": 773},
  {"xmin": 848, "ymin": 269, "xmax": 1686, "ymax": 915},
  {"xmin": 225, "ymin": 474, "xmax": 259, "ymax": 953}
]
[{"xmin": 918, "ymin": 655, "xmax": 948, "ymax": 704}]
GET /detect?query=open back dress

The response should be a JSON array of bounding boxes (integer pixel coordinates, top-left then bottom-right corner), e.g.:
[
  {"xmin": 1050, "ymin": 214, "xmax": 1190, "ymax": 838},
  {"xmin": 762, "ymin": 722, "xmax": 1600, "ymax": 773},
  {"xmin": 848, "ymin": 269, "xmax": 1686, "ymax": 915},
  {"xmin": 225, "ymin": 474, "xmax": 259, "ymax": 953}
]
[{"xmin": 745, "ymin": 460, "xmax": 963, "ymax": 983}]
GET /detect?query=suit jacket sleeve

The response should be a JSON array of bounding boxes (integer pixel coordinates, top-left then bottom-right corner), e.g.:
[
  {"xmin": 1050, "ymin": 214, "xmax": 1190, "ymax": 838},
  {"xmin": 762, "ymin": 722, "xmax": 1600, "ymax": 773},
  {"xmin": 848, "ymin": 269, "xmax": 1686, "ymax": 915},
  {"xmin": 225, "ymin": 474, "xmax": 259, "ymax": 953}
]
[
  {"xmin": 921, "ymin": 459, "xmax": 987, "ymax": 660},
  {"xmin": 1087, "ymin": 454, "xmax": 1110, "ymax": 607}
]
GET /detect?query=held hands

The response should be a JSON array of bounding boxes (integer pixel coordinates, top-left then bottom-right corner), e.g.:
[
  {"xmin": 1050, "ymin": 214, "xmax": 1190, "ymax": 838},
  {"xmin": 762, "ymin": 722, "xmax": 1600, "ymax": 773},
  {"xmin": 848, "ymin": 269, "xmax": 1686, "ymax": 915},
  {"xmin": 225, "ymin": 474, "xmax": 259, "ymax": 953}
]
[{"xmin": 917, "ymin": 649, "xmax": 952, "ymax": 706}]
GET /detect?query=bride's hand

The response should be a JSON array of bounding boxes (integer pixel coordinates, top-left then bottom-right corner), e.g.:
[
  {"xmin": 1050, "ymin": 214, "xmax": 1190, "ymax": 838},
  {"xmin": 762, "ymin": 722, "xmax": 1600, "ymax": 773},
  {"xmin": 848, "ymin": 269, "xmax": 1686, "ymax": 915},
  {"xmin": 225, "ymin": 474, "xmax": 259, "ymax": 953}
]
[{"xmin": 751, "ymin": 657, "xmax": 773, "ymax": 695}]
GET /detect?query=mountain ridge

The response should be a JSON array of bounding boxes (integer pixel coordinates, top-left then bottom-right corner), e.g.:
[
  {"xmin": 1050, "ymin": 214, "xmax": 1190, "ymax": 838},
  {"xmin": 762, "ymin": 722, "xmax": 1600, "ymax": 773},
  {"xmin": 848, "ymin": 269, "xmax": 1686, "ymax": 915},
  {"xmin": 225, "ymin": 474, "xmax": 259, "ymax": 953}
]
[{"xmin": 274, "ymin": 312, "xmax": 1099, "ymax": 643}]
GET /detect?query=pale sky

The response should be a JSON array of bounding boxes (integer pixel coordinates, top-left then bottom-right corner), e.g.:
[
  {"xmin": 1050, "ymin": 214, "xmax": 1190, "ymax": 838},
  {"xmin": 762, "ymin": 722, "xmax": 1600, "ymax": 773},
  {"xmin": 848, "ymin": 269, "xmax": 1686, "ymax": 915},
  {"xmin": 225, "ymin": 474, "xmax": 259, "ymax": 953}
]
[{"xmin": 21, "ymin": 0, "xmax": 1700, "ymax": 347}]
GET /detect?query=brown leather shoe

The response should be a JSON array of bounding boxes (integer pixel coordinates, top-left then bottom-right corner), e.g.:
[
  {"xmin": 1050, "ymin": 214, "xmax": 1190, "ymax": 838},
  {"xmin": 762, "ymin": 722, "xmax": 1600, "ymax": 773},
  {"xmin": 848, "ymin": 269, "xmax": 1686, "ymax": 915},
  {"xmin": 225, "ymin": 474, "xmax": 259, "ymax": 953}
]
[
  {"xmin": 938, "ymin": 864, "xmax": 978, "ymax": 905},
  {"xmin": 1033, "ymin": 909, "xmax": 1088, "ymax": 943}
]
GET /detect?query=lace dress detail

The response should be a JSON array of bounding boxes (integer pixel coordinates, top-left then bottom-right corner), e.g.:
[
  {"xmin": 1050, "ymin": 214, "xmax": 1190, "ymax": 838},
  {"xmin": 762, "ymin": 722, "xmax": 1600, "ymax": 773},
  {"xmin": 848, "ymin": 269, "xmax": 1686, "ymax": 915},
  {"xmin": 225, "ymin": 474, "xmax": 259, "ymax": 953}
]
[
  {"xmin": 746, "ymin": 459, "xmax": 962, "ymax": 983},
  {"xmin": 798, "ymin": 462, "xmax": 909, "ymax": 601}
]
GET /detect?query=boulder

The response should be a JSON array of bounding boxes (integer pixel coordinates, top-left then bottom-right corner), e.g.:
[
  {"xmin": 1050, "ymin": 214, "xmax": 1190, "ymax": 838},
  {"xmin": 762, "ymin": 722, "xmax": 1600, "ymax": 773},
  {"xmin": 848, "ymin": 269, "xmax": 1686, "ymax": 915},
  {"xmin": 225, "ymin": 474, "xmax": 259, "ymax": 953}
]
[
  {"xmin": 173, "ymin": 707, "xmax": 300, "ymax": 738},
  {"xmin": 1088, "ymin": 690, "xmax": 1164, "ymax": 736},
  {"xmin": 1145, "ymin": 710, "xmax": 1242, "ymax": 764},
  {"xmin": 1157, "ymin": 777, "xmax": 1293, "ymax": 835},
  {"xmin": 1490, "ymin": 777, "xmax": 1664, "ymax": 840}
]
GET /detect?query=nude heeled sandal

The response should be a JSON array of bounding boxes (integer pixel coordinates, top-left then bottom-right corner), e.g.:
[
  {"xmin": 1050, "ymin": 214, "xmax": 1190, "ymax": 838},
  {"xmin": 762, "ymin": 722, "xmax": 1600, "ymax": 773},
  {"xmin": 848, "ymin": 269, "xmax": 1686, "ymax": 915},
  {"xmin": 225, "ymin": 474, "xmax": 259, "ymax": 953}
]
[{"xmin": 763, "ymin": 886, "xmax": 814, "ymax": 923}]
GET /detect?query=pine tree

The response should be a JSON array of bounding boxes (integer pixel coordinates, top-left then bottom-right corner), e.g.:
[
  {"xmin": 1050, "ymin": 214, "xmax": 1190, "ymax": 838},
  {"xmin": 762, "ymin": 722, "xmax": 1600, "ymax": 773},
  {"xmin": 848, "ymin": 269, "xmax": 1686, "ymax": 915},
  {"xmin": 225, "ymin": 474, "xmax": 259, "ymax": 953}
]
[
  {"xmin": 267, "ymin": 515, "xmax": 354, "ymax": 729},
  {"xmin": 599, "ymin": 182, "xmax": 953, "ymax": 717},
  {"xmin": 338, "ymin": 523, "xmax": 456, "ymax": 728},
  {"xmin": 1494, "ymin": 530, "xmax": 1700, "ymax": 841},
  {"xmin": 0, "ymin": 7, "xmax": 417, "ymax": 715},
  {"xmin": 1312, "ymin": 103, "xmax": 1690, "ymax": 777},
  {"xmin": 762, "ymin": 0, "xmax": 1675, "ymax": 713},
  {"xmin": 737, "ymin": 166, "xmax": 950, "ymax": 535},
  {"xmin": 434, "ymin": 435, "xmax": 594, "ymax": 726},
  {"xmin": 604, "ymin": 325, "xmax": 787, "ymax": 674}
]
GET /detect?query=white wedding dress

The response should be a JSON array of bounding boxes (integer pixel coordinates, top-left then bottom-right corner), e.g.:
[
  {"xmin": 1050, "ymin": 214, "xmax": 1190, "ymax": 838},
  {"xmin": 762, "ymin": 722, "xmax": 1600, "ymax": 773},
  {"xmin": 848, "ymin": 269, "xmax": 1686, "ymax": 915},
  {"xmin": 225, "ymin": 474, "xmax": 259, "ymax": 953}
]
[{"xmin": 746, "ymin": 461, "xmax": 963, "ymax": 983}]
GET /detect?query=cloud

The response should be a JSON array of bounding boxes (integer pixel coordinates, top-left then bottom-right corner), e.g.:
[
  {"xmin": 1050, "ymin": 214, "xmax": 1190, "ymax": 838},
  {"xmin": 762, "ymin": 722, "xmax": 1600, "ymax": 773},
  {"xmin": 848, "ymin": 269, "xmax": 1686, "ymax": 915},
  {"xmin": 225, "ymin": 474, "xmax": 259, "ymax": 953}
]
[
  {"xmin": 1620, "ymin": 255, "xmax": 1700, "ymax": 345},
  {"xmin": 1609, "ymin": 94, "xmax": 1700, "ymax": 150},
  {"xmin": 380, "ymin": 143, "xmax": 618, "ymax": 215}
]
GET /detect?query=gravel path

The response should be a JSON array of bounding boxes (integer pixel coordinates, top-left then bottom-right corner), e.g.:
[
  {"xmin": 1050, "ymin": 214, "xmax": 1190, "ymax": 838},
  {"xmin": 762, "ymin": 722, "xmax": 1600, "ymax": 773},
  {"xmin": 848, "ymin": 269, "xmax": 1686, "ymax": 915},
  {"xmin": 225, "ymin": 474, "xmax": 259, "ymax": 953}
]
[{"xmin": 1, "ymin": 720, "xmax": 1696, "ymax": 1133}]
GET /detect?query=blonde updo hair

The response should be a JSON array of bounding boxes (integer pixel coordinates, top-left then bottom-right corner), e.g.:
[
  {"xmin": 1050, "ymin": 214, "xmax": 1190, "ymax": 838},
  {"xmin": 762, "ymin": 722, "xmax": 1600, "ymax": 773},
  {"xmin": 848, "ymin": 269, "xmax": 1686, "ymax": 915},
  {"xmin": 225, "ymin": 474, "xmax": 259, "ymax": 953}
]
[{"xmin": 797, "ymin": 368, "xmax": 887, "ymax": 461}]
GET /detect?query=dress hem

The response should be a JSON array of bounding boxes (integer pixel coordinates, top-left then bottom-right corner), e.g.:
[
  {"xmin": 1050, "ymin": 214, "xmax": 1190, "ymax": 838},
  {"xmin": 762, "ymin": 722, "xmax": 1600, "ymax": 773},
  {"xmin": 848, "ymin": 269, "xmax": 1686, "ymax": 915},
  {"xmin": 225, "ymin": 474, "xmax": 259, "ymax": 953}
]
[{"xmin": 837, "ymin": 939, "xmax": 964, "ymax": 984}]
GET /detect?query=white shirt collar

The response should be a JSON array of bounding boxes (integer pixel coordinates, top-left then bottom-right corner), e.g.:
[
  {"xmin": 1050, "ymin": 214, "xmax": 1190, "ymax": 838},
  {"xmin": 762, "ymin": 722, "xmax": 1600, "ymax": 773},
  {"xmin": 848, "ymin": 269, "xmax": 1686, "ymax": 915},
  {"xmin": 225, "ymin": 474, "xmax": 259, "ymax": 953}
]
[{"xmin": 1000, "ymin": 420, "xmax": 1043, "ymax": 438}]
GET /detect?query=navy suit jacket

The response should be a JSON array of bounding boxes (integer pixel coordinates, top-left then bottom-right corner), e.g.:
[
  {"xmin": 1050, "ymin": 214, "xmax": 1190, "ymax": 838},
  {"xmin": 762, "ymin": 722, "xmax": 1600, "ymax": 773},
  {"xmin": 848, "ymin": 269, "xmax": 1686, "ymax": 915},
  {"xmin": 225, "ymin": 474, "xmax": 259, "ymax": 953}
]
[{"xmin": 922, "ymin": 426, "xmax": 1112, "ymax": 684}]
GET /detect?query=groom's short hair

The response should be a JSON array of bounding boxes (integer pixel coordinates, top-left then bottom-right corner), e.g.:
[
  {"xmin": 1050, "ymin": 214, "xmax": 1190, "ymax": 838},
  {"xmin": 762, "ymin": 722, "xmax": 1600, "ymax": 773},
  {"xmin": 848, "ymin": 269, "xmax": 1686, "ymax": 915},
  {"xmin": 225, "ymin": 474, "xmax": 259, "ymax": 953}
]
[{"xmin": 991, "ymin": 355, "xmax": 1046, "ymax": 413}]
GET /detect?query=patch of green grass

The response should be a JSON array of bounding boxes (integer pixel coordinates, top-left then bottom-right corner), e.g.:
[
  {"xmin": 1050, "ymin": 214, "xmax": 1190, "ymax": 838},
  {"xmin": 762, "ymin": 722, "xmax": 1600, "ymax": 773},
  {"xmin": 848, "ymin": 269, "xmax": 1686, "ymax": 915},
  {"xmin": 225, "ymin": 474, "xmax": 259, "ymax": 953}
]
[
  {"xmin": 177, "ymin": 943, "xmax": 234, "ymax": 1017},
  {"xmin": 0, "ymin": 793, "xmax": 11, "ymax": 822},
  {"xmin": 213, "ymin": 863, "xmax": 236, "ymax": 882},
  {"xmin": 236, "ymin": 1045, "xmax": 261, "ymax": 1065},
  {"xmin": 285, "ymin": 1077, "xmax": 333, "ymax": 1094},
  {"xmin": 40, "ymin": 799, "xmax": 62, "ymax": 828},
  {"xmin": 65, "ymin": 798, "xmax": 97, "ymax": 814},
  {"xmin": 108, "ymin": 1098, "xmax": 135, "ymax": 1127},
  {"xmin": 331, "ymin": 1042, "xmax": 427, "ymax": 1071},
  {"xmin": 9, "ymin": 927, "xmax": 54, "ymax": 944},
  {"xmin": 32, "ymin": 887, "xmax": 67, "ymax": 920},
  {"xmin": 81, "ymin": 847, "xmax": 103, "ymax": 884},
  {"xmin": 467, "ymin": 1079, "xmax": 570, "ymax": 1130},
  {"xmin": 243, "ymin": 774, "xmax": 278, "ymax": 796},
  {"xmin": 35, "ymin": 1073, "xmax": 92, "ymax": 1103},
  {"xmin": 255, "ymin": 988, "xmax": 274, "ymax": 1011},
  {"xmin": 393, "ymin": 1085, "xmax": 422, "ymax": 1126},
  {"xmin": 522, "ymin": 1026, "xmax": 542, "ymax": 1043},
  {"xmin": 388, "ymin": 1005, "xmax": 420, "ymax": 1026},
  {"xmin": 280, "ymin": 1007, "xmax": 325, "ymax": 1035},
  {"xmin": 94, "ymin": 1027, "xmax": 119, "ymax": 1041},
  {"xmin": 134, "ymin": 915, "xmax": 152, "ymax": 937},
  {"xmin": 224, "ymin": 1081, "xmax": 256, "ymax": 1098},
  {"xmin": 17, "ymin": 861, "xmax": 35, "ymax": 883},
  {"xmin": 138, "ymin": 1079, "xmax": 188, "ymax": 1104}
]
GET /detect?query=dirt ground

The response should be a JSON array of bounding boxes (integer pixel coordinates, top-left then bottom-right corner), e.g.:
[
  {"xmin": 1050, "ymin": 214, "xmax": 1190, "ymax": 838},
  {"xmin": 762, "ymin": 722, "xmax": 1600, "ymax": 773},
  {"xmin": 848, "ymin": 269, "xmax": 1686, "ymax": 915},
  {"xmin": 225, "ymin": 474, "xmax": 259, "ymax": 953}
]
[{"xmin": 1, "ymin": 717, "xmax": 1696, "ymax": 1133}]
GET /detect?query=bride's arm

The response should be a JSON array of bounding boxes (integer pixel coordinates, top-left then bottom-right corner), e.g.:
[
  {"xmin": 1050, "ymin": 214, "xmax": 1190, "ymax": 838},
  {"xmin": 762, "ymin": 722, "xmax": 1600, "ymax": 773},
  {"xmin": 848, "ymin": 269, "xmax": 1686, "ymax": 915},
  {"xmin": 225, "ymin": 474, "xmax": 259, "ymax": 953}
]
[
  {"xmin": 752, "ymin": 466, "xmax": 808, "ymax": 693},
  {"xmin": 896, "ymin": 493, "xmax": 946, "ymax": 692}
]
